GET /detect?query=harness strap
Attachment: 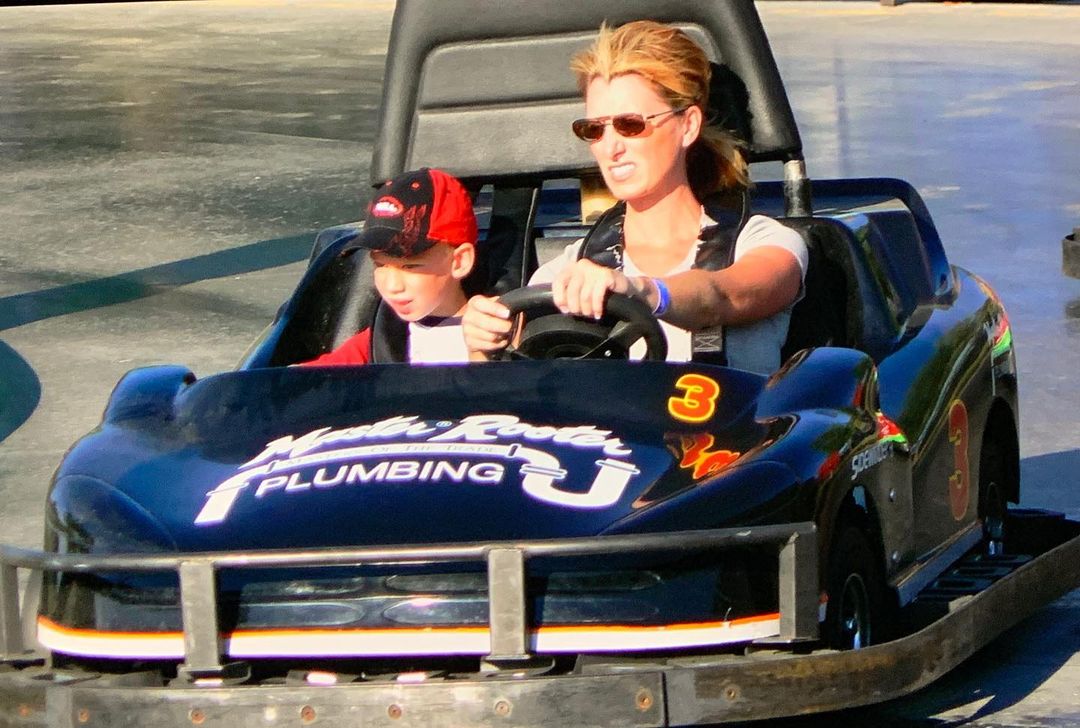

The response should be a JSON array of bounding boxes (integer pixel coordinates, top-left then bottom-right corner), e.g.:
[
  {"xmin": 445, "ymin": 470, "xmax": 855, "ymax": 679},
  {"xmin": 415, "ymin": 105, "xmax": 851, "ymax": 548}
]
[
  {"xmin": 577, "ymin": 193, "xmax": 749, "ymax": 365},
  {"xmin": 370, "ymin": 301, "xmax": 409, "ymax": 363}
]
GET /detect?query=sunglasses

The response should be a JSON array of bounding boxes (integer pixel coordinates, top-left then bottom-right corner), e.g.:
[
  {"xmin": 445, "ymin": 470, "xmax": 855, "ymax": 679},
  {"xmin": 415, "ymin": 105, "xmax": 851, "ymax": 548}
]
[{"xmin": 571, "ymin": 107, "xmax": 688, "ymax": 142}]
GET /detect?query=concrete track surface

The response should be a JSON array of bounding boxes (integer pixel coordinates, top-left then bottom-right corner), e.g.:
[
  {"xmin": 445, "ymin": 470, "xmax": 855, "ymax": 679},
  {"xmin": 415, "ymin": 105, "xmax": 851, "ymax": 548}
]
[{"xmin": 0, "ymin": 1, "xmax": 1077, "ymax": 725}]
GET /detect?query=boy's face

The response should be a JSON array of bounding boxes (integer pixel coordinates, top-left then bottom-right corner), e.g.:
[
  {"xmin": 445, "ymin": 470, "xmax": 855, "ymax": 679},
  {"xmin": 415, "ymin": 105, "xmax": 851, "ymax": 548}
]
[{"xmin": 371, "ymin": 243, "xmax": 474, "ymax": 321}]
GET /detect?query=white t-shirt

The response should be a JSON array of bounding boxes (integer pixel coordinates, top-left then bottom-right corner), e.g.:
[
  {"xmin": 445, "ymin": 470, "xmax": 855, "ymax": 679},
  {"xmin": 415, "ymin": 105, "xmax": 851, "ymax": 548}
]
[
  {"xmin": 408, "ymin": 316, "xmax": 468, "ymax": 364},
  {"xmin": 529, "ymin": 212, "xmax": 808, "ymax": 374}
]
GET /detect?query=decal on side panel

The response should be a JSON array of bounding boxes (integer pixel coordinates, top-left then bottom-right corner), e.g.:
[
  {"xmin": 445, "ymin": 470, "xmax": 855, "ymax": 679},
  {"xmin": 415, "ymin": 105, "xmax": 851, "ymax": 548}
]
[
  {"xmin": 849, "ymin": 413, "xmax": 908, "ymax": 481},
  {"xmin": 948, "ymin": 399, "xmax": 971, "ymax": 521},
  {"xmin": 668, "ymin": 374, "xmax": 720, "ymax": 424},
  {"xmin": 875, "ymin": 412, "xmax": 908, "ymax": 447},
  {"xmin": 676, "ymin": 433, "xmax": 741, "ymax": 480},
  {"xmin": 851, "ymin": 440, "xmax": 893, "ymax": 481}
]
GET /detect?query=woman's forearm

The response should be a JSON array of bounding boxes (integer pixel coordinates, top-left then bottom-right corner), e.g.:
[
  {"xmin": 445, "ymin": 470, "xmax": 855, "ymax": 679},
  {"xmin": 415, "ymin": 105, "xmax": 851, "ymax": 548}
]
[{"xmin": 643, "ymin": 247, "xmax": 803, "ymax": 330}]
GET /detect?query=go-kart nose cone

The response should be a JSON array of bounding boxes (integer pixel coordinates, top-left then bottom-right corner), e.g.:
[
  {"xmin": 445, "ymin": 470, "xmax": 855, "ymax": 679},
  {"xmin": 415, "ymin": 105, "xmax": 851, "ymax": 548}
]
[{"xmin": 75, "ymin": 361, "xmax": 767, "ymax": 552}]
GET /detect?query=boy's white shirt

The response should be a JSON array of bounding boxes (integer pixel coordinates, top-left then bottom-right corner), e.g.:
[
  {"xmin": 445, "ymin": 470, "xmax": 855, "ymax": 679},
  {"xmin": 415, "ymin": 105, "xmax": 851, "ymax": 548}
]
[{"xmin": 408, "ymin": 316, "xmax": 468, "ymax": 364}]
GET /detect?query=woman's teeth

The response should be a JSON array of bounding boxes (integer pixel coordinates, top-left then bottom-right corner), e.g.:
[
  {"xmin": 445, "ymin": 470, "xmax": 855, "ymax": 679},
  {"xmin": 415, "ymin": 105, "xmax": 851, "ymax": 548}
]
[{"xmin": 609, "ymin": 163, "xmax": 635, "ymax": 182}]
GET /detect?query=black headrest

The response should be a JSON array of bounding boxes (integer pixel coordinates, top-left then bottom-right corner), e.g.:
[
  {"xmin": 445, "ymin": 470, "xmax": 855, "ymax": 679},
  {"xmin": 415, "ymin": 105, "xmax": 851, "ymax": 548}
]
[{"xmin": 370, "ymin": 0, "xmax": 802, "ymax": 185}]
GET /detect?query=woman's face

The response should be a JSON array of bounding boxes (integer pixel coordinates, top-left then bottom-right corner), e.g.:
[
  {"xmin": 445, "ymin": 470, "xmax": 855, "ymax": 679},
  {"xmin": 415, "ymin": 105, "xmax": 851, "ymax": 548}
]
[{"xmin": 583, "ymin": 73, "xmax": 699, "ymax": 206}]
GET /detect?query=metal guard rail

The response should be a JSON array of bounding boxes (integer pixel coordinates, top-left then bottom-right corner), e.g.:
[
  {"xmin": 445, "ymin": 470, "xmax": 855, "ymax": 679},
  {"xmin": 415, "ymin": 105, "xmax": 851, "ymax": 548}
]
[{"xmin": 0, "ymin": 522, "xmax": 817, "ymax": 680}]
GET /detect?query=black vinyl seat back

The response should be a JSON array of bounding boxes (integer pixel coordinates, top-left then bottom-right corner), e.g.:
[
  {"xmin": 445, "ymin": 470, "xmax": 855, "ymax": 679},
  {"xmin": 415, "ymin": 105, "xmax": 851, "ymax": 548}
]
[
  {"xmin": 267, "ymin": 233, "xmax": 379, "ymax": 367},
  {"xmin": 371, "ymin": 0, "xmax": 804, "ymax": 186},
  {"xmin": 780, "ymin": 219, "xmax": 859, "ymax": 363},
  {"xmin": 779, "ymin": 215, "xmax": 918, "ymax": 364}
]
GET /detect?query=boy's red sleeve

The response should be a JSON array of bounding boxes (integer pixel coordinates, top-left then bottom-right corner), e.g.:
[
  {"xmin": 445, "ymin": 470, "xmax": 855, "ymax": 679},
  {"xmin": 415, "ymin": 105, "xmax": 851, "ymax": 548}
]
[{"xmin": 299, "ymin": 328, "xmax": 373, "ymax": 366}]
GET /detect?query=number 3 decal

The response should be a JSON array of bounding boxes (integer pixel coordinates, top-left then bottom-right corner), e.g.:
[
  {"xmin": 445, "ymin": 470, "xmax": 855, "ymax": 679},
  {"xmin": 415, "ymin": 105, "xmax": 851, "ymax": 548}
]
[
  {"xmin": 948, "ymin": 399, "xmax": 970, "ymax": 521},
  {"xmin": 668, "ymin": 374, "xmax": 720, "ymax": 423}
]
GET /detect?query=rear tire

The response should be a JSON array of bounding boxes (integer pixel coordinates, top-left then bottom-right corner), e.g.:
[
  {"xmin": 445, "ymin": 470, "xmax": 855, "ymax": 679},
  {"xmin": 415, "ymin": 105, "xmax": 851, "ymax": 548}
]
[
  {"xmin": 823, "ymin": 510, "xmax": 885, "ymax": 650},
  {"xmin": 978, "ymin": 440, "xmax": 1009, "ymax": 556}
]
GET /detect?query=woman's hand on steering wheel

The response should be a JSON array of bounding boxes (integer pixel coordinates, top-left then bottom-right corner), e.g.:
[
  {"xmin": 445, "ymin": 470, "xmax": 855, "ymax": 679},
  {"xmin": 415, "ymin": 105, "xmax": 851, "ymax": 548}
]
[{"xmin": 552, "ymin": 259, "xmax": 653, "ymax": 320}]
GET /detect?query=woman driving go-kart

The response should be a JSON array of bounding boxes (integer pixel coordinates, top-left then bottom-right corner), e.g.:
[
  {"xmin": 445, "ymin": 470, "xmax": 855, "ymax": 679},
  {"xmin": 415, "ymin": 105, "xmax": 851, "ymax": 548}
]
[{"xmin": 463, "ymin": 20, "xmax": 807, "ymax": 375}]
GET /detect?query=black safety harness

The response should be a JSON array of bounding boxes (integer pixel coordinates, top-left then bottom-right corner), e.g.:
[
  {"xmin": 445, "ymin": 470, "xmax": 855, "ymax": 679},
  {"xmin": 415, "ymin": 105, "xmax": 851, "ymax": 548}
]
[{"xmin": 576, "ymin": 195, "xmax": 749, "ymax": 366}]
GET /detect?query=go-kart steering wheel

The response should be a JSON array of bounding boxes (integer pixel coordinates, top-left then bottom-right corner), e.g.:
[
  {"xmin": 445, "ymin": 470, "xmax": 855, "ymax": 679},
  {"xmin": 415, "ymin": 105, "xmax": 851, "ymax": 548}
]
[{"xmin": 495, "ymin": 284, "xmax": 668, "ymax": 361}]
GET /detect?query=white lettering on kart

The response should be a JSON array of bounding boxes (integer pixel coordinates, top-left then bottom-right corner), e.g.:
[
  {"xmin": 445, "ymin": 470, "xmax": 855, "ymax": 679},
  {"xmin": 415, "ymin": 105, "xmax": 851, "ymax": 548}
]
[
  {"xmin": 429, "ymin": 415, "xmax": 631, "ymax": 457},
  {"xmin": 851, "ymin": 440, "xmax": 894, "ymax": 481},
  {"xmin": 195, "ymin": 415, "xmax": 639, "ymax": 525}
]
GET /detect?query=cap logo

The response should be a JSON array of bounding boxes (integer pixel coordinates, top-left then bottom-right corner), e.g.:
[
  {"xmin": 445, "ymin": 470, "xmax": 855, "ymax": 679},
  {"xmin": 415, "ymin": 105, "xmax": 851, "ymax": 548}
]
[
  {"xmin": 391, "ymin": 203, "xmax": 428, "ymax": 253},
  {"xmin": 370, "ymin": 196, "xmax": 404, "ymax": 218}
]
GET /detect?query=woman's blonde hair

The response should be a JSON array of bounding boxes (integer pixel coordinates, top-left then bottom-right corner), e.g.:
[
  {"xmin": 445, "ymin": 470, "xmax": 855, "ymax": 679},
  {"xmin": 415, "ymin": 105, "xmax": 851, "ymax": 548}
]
[{"xmin": 570, "ymin": 20, "xmax": 749, "ymax": 199}]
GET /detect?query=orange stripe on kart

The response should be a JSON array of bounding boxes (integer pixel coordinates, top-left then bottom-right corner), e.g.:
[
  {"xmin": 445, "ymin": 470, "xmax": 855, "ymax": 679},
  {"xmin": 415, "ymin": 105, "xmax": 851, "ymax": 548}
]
[{"xmin": 40, "ymin": 613, "xmax": 780, "ymax": 641}]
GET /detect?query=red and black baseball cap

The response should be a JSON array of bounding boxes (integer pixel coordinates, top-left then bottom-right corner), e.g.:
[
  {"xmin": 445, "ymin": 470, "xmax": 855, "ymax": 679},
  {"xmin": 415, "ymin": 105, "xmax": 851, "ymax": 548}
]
[{"xmin": 354, "ymin": 168, "xmax": 478, "ymax": 258}]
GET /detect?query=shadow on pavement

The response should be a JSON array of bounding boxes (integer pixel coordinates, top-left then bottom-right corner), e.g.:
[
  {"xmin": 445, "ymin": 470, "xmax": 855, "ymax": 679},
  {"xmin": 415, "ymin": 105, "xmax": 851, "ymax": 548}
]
[
  {"xmin": 0, "ymin": 232, "xmax": 313, "ymax": 442},
  {"xmin": 0, "ymin": 232, "xmax": 313, "ymax": 333},
  {"xmin": 1022, "ymin": 449, "xmax": 1080, "ymax": 483},
  {"xmin": 854, "ymin": 591, "xmax": 1080, "ymax": 726},
  {"xmin": 1021, "ymin": 449, "xmax": 1080, "ymax": 520},
  {"xmin": 1066, "ymin": 297, "xmax": 1080, "ymax": 320},
  {"xmin": 0, "ymin": 339, "xmax": 41, "ymax": 444}
]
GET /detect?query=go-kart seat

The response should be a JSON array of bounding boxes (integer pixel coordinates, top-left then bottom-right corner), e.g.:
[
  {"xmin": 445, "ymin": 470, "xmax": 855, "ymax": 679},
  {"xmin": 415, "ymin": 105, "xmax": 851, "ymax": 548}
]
[
  {"xmin": 780, "ymin": 218, "xmax": 860, "ymax": 362},
  {"xmin": 264, "ymin": 233, "xmax": 378, "ymax": 367}
]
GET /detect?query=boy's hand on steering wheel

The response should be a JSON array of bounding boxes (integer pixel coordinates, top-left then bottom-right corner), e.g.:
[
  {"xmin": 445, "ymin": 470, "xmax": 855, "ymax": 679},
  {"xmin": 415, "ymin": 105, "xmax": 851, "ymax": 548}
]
[{"xmin": 462, "ymin": 295, "xmax": 513, "ymax": 360}]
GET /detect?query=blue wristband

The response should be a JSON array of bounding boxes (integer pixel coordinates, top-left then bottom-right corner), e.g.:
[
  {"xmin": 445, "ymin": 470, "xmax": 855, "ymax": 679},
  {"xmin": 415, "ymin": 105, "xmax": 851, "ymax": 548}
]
[{"xmin": 651, "ymin": 277, "xmax": 671, "ymax": 317}]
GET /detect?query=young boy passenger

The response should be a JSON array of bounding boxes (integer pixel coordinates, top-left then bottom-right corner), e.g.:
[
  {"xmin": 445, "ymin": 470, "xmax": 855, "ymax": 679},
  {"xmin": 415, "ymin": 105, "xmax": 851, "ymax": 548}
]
[{"xmin": 303, "ymin": 168, "xmax": 479, "ymax": 365}]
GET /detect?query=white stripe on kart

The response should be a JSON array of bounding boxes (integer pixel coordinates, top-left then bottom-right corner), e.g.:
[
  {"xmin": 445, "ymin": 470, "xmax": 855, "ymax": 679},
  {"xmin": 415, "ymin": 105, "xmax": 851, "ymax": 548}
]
[{"xmin": 38, "ymin": 614, "xmax": 782, "ymax": 659}]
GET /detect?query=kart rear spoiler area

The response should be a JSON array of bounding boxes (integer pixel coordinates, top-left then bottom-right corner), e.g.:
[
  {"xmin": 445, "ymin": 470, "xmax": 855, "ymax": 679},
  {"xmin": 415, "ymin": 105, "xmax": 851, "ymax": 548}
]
[{"xmin": 0, "ymin": 513, "xmax": 1077, "ymax": 727}]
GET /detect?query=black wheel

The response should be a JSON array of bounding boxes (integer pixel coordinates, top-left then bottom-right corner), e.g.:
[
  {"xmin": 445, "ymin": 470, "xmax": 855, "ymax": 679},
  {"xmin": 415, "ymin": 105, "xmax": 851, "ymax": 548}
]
[
  {"xmin": 496, "ymin": 284, "xmax": 667, "ymax": 361},
  {"xmin": 823, "ymin": 511, "xmax": 884, "ymax": 650},
  {"xmin": 978, "ymin": 438, "xmax": 1009, "ymax": 556}
]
